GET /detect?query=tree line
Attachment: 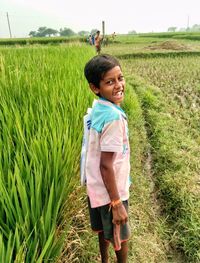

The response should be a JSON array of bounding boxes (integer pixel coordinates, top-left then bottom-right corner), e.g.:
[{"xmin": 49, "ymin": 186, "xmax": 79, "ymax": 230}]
[
  {"xmin": 29, "ymin": 27, "xmax": 99, "ymax": 37},
  {"xmin": 168, "ymin": 24, "xmax": 200, "ymax": 32},
  {"xmin": 29, "ymin": 24, "xmax": 200, "ymax": 38}
]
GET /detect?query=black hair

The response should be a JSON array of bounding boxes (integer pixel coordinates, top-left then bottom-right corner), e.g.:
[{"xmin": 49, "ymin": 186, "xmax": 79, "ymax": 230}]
[{"xmin": 84, "ymin": 54, "xmax": 121, "ymax": 88}]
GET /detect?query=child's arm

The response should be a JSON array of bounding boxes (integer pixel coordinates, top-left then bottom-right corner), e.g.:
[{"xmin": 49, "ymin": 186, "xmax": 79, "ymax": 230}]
[{"xmin": 100, "ymin": 151, "xmax": 128, "ymax": 225}]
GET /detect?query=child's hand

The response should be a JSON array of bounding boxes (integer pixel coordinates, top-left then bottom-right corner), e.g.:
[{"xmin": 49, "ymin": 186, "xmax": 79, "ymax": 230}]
[{"xmin": 112, "ymin": 203, "xmax": 128, "ymax": 225}]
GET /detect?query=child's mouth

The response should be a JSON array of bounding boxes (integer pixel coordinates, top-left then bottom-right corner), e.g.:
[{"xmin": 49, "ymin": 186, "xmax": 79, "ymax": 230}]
[{"xmin": 113, "ymin": 91, "xmax": 123, "ymax": 98}]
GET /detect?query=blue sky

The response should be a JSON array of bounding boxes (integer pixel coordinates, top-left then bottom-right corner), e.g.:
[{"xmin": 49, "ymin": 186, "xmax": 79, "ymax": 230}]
[{"xmin": 0, "ymin": 0, "xmax": 199, "ymax": 38}]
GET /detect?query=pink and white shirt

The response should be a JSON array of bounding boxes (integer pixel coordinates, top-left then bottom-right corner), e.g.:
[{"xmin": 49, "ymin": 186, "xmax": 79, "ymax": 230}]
[{"xmin": 86, "ymin": 98, "xmax": 130, "ymax": 208}]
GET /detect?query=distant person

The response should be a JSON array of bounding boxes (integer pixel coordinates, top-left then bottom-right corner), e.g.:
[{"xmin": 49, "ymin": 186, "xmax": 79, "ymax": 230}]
[
  {"xmin": 84, "ymin": 54, "xmax": 131, "ymax": 263},
  {"xmin": 112, "ymin": 32, "xmax": 116, "ymax": 40},
  {"xmin": 102, "ymin": 35, "xmax": 109, "ymax": 46},
  {"xmin": 94, "ymin": 30, "xmax": 103, "ymax": 54},
  {"xmin": 88, "ymin": 35, "xmax": 92, "ymax": 45},
  {"xmin": 91, "ymin": 34, "xmax": 95, "ymax": 45}
]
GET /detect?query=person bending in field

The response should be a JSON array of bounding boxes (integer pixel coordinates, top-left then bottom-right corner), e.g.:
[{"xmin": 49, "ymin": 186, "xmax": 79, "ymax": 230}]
[{"xmin": 84, "ymin": 54, "xmax": 131, "ymax": 263}]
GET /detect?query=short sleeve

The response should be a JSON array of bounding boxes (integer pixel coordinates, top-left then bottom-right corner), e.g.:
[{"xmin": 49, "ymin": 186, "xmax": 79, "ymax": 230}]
[{"xmin": 100, "ymin": 120, "xmax": 123, "ymax": 152}]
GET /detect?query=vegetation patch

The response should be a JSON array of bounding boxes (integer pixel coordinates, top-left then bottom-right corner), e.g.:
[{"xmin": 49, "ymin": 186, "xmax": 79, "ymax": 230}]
[
  {"xmin": 0, "ymin": 36, "xmax": 86, "ymax": 46},
  {"xmin": 127, "ymin": 76, "xmax": 200, "ymax": 262},
  {"xmin": 117, "ymin": 51, "xmax": 200, "ymax": 60},
  {"xmin": 0, "ymin": 45, "xmax": 94, "ymax": 262},
  {"xmin": 146, "ymin": 40, "xmax": 191, "ymax": 51}
]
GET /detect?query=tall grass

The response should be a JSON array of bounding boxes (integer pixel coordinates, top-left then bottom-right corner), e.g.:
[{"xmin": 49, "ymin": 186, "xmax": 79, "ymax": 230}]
[{"xmin": 0, "ymin": 45, "xmax": 94, "ymax": 262}]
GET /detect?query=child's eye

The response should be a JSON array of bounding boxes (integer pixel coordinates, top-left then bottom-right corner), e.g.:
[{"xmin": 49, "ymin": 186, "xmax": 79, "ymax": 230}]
[
  {"xmin": 106, "ymin": 80, "xmax": 113, "ymax": 85},
  {"xmin": 119, "ymin": 76, "xmax": 124, "ymax": 81}
]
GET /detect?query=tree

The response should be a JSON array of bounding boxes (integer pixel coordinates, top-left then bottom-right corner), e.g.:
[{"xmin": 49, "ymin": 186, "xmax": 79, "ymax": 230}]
[
  {"xmin": 128, "ymin": 30, "xmax": 137, "ymax": 34},
  {"xmin": 191, "ymin": 24, "xmax": 200, "ymax": 31},
  {"xmin": 29, "ymin": 31, "xmax": 37, "ymax": 37},
  {"xmin": 37, "ymin": 27, "xmax": 47, "ymax": 37},
  {"xmin": 179, "ymin": 28, "xmax": 187, "ymax": 32},
  {"xmin": 59, "ymin": 28, "xmax": 76, "ymax": 37},
  {"xmin": 90, "ymin": 29, "xmax": 99, "ymax": 35},
  {"xmin": 43, "ymin": 28, "xmax": 58, "ymax": 37},
  {"xmin": 168, "ymin": 27, "xmax": 177, "ymax": 32},
  {"xmin": 78, "ymin": 30, "xmax": 90, "ymax": 36},
  {"xmin": 28, "ymin": 27, "xmax": 58, "ymax": 37}
]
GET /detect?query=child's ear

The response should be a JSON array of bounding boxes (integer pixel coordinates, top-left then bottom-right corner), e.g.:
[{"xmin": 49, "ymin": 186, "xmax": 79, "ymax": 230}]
[{"xmin": 89, "ymin": 83, "xmax": 100, "ymax": 95}]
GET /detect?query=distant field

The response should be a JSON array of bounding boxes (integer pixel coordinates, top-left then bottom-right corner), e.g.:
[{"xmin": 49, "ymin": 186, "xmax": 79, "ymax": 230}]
[{"xmin": 1, "ymin": 31, "xmax": 200, "ymax": 46}]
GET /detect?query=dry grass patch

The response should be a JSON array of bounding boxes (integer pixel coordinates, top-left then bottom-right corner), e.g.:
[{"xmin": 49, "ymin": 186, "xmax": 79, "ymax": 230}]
[{"xmin": 146, "ymin": 40, "xmax": 191, "ymax": 51}]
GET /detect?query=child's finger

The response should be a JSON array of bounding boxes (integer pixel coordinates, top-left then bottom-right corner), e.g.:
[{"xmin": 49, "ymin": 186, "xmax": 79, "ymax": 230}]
[{"xmin": 113, "ymin": 224, "xmax": 121, "ymax": 251}]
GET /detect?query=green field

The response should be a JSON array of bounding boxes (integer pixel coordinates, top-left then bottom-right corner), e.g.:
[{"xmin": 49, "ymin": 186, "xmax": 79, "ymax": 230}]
[{"xmin": 0, "ymin": 33, "xmax": 200, "ymax": 262}]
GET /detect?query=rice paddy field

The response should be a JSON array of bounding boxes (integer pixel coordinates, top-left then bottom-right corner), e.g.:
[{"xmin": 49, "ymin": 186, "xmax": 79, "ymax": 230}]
[{"xmin": 0, "ymin": 33, "xmax": 200, "ymax": 262}]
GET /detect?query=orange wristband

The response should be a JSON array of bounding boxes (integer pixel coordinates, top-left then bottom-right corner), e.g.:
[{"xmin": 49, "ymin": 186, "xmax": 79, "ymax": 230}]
[{"xmin": 109, "ymin": 199, "xmax": 122, "ymax": 211}]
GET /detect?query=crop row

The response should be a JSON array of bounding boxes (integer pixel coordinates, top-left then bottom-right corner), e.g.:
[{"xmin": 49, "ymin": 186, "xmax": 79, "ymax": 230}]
[
  {"xmin": 139, "ymin": 31, "xmax": 200, "ymax": 41},
  {"xmin": 122, "ymin": 54, "xmax": 200, "ymax": 135},
  {"xmin": 0, "ymin": 36, "xmax": 86, "ymax": 46}
]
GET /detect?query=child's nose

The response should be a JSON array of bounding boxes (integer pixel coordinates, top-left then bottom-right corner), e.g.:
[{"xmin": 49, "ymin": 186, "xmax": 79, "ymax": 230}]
[{"xmin": 115, "ymin": 80, "xmax": 122, "ymax": 89}]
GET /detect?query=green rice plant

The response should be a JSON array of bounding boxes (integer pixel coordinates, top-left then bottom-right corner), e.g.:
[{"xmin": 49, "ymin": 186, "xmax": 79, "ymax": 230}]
[
  {"xmin": 0, "ymin": 45, "xmax": 94, "ymax": 261},
  {"xmin": 0, "ymin": 36, "xmax": 86, "ymax": 46}
]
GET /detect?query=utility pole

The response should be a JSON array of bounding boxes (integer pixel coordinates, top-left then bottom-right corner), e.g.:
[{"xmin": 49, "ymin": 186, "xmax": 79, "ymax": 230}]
[
  {"xmin": 6, "ymin": 12, "xmax": 12, "ymax": 38},
  {"xmin": 102, "ymin": 21, "xmax": 105, "ymax": 38},
  {"xmin": 187, "ymin": 15, "xmax": 190, "ymax": 31}
]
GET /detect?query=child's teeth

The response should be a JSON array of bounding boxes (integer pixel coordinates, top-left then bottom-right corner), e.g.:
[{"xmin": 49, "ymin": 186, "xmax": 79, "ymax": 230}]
[{"xmin": 114, "ymin": 91, "xmax": 123, "ymax": 97}]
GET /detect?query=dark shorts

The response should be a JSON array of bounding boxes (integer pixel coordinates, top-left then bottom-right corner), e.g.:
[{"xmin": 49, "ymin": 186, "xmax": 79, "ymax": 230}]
[
  {"xmin": 88, "ymin": 198, "xmax": 131, "ymax": 246},
  {"xmin": 95, "ymin": 45, "xmax": 101, "ymax": 52}
]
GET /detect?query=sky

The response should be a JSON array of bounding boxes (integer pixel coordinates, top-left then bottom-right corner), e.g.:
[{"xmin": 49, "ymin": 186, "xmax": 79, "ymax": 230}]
[{"xmin": 0, "ymin": 0, "xmax": 200, "ymax": 38}]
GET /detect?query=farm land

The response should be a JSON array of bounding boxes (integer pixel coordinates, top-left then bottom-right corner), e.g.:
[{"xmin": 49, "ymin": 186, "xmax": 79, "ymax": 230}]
[{"xmin": 0, "ymin": 33, "xmax": 200, "ymax": 262}]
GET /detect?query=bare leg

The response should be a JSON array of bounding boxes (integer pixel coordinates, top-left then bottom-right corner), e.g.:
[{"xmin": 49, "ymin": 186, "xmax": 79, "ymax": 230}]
[
  {"xmin": 98, "ymin": 232, "xmax": 110, "ymax": 263},
  {"xmin": 115, "ymin": 241, "xmax": 128, "ymax": 263}
]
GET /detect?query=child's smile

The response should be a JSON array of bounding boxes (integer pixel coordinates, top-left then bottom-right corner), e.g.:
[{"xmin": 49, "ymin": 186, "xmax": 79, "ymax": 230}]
[{"xmin": 98, "ymin": 66, "xmax": 125, "ymax": 106}]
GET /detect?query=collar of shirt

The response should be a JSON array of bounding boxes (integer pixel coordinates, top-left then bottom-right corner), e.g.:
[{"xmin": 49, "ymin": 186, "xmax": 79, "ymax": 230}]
[{"xmin": 98, "ymin": 97, "xmax": 127, "ymax": 119}]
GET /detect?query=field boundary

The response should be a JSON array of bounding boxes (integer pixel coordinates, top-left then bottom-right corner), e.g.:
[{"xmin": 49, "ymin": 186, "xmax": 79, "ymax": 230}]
[{"xmin": 117, "ymin": 51, "xmax": 200, "ymax": 59}]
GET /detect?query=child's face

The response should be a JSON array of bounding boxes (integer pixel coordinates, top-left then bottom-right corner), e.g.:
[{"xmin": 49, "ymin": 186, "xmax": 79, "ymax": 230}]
[{"xmin": 92, "ymin": 66, "xmax": 125, "ymax": 106}]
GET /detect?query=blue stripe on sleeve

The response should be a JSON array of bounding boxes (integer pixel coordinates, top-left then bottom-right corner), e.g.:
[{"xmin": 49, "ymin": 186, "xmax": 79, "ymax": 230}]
[{"xmin": 91, "ymin": 103, "xmax": 121, "ymax": 133}]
